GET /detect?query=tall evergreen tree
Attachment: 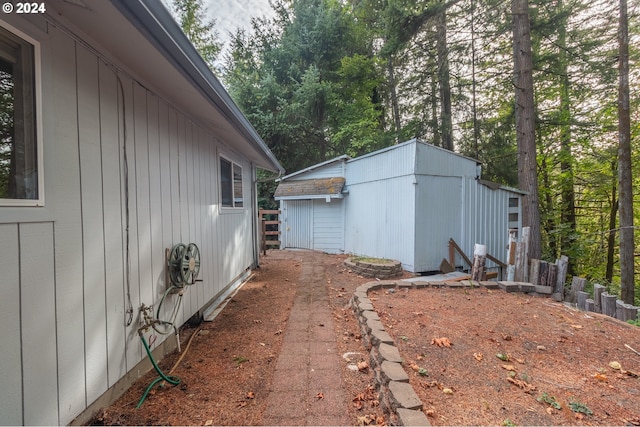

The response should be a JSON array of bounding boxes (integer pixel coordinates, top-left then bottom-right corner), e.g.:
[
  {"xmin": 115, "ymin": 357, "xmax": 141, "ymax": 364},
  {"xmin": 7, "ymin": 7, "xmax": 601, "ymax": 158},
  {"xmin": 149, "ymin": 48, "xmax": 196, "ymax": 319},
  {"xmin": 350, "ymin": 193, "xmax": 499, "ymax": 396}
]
[
  {"xmin": 512, "ymin": 0, "xmax": 541, "ymax": 259},
  {"xmin": 617, "ymin": 0, "xmax": 634, "ymax": 304},
  {"xmin": 172, "ymin": 0, "xmax": 222, "ymax": 69}
]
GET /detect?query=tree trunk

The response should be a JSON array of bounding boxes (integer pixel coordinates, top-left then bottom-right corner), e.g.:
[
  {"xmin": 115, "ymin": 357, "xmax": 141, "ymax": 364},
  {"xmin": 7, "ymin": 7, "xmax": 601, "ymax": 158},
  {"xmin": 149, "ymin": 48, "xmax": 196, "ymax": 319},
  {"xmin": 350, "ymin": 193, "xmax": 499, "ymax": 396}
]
[
  {"xmin": 387, "ymin": 56, "xmax": 401, "ymax": 144},
  {"xmin": 557, "ymin": 0, "xmax": 577, "ymax": 276},
  {"xmin": 606, "ymin": 160, "xmax": 618, "ymax": 283},
  {"xmin": 436, "ymin": 9, "xmax": 453, "ymax": 151},
  {"xmin": 512, "ymin": 0, "xmax": 541, "ymax": 259},
  {"xmin": 617, "ymin": 0, "xmax": 634, "ymax": 304}
]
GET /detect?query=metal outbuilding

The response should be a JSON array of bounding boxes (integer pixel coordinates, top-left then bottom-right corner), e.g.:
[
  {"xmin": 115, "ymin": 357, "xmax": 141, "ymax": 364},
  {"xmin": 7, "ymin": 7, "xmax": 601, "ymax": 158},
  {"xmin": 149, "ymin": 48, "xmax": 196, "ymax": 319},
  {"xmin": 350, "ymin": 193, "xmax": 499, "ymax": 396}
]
[{"xmin": 275, "ymin": 139, "xmax": 524, "ymax": 273}]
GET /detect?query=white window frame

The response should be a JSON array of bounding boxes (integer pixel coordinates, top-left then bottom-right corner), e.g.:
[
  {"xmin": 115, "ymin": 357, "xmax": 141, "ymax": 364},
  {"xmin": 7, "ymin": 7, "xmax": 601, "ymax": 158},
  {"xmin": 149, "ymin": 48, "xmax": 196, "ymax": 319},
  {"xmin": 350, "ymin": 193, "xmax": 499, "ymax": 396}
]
[
  {"xmin": 0, "ymin": 20, "xmax": 44, "ymax": 207},
  {"xmin": 219, "ymin": 154, "xmax": 244, "ymax": 211}
]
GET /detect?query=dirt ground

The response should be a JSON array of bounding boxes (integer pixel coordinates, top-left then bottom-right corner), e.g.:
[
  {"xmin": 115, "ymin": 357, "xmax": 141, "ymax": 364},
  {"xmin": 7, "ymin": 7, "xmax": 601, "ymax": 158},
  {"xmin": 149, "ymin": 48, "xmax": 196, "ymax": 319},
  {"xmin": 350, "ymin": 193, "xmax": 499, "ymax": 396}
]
[
  {"xmin": 89, "ymin": 251, "xmax": 387, "ymax": 426},
  {"xmin": 371, "ymin": 286, "xmax": 640, "ymax": 426},
  {"xmin": 89, "ymin": 251, "xmax": 640, "ymax": 426}
]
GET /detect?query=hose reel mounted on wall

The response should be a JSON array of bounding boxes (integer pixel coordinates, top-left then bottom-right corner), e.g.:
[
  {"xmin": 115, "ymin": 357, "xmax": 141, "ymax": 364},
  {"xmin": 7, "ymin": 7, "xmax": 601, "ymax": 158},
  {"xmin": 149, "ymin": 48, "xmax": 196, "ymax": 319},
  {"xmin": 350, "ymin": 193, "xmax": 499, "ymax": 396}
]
[{"xmin": 167, "ymin": 243, "xmax": 201, "ymax": 287}]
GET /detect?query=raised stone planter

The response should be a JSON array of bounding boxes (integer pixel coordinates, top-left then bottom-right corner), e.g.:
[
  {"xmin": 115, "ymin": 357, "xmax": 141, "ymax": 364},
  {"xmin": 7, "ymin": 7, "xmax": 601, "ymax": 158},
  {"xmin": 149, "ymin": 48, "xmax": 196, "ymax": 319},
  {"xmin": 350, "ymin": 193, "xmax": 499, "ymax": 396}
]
[{"xmin": 344, "ymin": 257, "xmax": 403, "ymax": 279}]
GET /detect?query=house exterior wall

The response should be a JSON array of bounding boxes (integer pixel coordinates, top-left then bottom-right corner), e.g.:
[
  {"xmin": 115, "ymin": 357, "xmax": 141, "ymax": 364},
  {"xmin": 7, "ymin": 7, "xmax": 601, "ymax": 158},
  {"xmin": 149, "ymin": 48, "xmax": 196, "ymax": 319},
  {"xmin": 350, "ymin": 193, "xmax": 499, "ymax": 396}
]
[{"xmin": 0, "ymin": 15, "xmax": 258, "ymax": 426}]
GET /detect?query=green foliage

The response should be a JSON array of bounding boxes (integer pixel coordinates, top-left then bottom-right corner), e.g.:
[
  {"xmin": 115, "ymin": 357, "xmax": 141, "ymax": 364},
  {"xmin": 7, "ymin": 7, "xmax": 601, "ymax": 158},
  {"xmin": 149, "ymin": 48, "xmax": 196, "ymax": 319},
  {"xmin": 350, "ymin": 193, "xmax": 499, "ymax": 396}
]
[
  {"xmin": 172, "ymin": 0, "xmax": 221, "ymax": 70},
  {"xmin": 569, "ymin": 400, "xmax": 593, "ymax": 415},
  {"xmin": 537, "ymin": 392, "xmax": 562, "ymax": 409},
  {"xmin": 216, "ymin": 0, "xmax": 640, "ymax": 290}
]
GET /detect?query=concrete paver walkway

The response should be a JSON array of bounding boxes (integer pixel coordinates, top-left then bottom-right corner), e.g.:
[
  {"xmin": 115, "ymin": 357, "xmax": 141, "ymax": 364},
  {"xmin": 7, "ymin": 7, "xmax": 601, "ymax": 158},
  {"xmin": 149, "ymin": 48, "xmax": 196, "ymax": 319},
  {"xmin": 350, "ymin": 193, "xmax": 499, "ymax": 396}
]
[{"xmin": 262, "ymin": 251, "xmax": 350, "ymax": 426}]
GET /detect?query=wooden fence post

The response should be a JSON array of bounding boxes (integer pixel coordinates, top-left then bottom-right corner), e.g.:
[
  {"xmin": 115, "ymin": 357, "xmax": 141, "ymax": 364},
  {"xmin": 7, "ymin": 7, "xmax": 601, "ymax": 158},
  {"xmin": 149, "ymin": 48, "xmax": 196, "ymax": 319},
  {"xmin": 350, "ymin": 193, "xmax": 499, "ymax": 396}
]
[
  {"xmin": 471, "ymin": 244, "xmax": 487, "ymax": 281},
  {"xmin": 593, "ymin": 284, "xmax": 606, "ymax": 313}
]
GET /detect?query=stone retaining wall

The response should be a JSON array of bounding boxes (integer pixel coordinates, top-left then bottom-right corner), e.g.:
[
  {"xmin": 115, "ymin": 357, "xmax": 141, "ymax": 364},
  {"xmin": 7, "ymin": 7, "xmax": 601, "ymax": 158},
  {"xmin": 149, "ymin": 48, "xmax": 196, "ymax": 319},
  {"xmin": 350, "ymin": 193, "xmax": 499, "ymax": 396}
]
[{"xmin": 344, "ymin": 258, "xmax": 403, "ymax": 279}]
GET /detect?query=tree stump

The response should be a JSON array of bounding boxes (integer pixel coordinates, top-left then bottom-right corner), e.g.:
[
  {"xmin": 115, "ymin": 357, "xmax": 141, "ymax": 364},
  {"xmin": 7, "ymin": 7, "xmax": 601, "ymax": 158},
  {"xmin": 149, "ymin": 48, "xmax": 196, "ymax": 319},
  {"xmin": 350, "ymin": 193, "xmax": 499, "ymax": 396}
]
[
  {"xmin": 601, "ymin": 292, "xmax": 617, "ymax": 317},
  {"xmin": 555, "ymin": 255, "xmax": 569, "ymax": 293},
  {"xmin": 577, "ymin": 291, "xmax": 589, "ymax": 310},
  {"xmin": 593, "ymin": 284, "xmax": 606, "ymax": 314}
]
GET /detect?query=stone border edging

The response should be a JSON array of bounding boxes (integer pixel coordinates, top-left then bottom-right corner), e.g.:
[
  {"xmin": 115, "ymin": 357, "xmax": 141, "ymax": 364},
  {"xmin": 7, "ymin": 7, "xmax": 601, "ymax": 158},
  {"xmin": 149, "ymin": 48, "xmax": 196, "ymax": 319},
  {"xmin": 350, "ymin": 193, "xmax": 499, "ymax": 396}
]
[
  {"xmin": 344, "ymin": 258, "xmax": 403, "ymax": 279},
  {"xmin": 350, "ymin": 279, "xmax": 505, "ymax": 426}
]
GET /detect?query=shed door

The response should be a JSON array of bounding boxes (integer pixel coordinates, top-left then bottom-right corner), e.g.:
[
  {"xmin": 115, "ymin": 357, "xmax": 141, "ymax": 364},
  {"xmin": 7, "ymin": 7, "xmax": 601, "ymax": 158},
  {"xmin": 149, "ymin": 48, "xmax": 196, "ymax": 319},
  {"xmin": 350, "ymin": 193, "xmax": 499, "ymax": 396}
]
[{"xmin": 284, "ymin": 200, "xmax": 313, "ymax": 249}]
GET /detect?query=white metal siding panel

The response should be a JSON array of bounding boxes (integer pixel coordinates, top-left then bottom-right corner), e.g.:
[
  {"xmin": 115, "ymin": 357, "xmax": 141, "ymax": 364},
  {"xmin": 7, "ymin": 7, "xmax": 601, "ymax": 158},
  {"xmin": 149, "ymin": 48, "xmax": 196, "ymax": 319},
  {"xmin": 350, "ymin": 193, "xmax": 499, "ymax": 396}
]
[
  {"xmin": 0, "ymin": 224, "xmax": 22, "ymax": 425},
  {"xmin": 282, "ymin": 200, "xmax": 313, "ymax": 249},
  {"xmin": 462, "ymin": 180, "xmax": 515, "ymax": 269},
  {"xmin": 344, "ymin": 175, "xmax": 416, "ymax": 271},
  {"xmin": 21, "ymin": 222, "xmax": 58, "ymax": 426},
  {"xmin": 346, "ymin": 141, "xmax": 416, "ymax": 185},
  {"xmin": 414, "ymin": 175, "xmax": 462, "ymax": 272},
  {"xmin": 312, "ymin": 198, "xmax": 343, "ymax": 253},
  {"xmin": 289, "ymin": 160, "xmax": 346, "ymax": 180},
  {"xmin": 415, "ymin": 141, "xmax": 478, "ymax": 177}
]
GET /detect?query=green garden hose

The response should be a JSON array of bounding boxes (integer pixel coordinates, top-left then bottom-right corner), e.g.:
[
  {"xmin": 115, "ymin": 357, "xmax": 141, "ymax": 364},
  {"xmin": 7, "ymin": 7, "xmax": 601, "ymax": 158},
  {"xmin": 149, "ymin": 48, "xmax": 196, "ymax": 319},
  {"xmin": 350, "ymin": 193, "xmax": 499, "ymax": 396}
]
[{"xmin": 136, "ymin": 330, "xmax": 180, "ymax": 409}]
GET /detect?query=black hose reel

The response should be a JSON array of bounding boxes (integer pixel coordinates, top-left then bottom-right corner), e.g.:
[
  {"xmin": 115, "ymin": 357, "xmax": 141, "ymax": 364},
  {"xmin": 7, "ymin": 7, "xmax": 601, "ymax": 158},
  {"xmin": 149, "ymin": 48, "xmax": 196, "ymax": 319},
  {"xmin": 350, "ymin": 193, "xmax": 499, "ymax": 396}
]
[{"xmin": 167, "ymin": 243, "xmax": 201, "ymax": 287}]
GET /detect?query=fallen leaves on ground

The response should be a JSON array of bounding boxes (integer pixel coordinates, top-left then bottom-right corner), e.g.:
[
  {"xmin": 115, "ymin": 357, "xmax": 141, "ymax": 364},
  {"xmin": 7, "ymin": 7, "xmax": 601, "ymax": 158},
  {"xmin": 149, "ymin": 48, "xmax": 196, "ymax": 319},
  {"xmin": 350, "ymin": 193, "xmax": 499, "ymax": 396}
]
[
  {"xmin": 431, "ymin": 337, "xmax": 452, "ymax": 347},
  {"xmin": 357, "ymin": 360, "xmax": 370, "ymax": 372},
  {"xmin": 506, "ymin": 377, "xmax": 536, "ymax": 393}
]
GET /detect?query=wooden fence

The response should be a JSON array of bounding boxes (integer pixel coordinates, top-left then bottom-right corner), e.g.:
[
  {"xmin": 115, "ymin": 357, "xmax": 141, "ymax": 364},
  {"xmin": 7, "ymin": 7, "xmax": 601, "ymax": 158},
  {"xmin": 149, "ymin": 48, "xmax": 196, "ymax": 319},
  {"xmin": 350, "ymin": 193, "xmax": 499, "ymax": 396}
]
[{"xmin": 259, "ymin": 209, "xmax": 281, "ymax": 255}]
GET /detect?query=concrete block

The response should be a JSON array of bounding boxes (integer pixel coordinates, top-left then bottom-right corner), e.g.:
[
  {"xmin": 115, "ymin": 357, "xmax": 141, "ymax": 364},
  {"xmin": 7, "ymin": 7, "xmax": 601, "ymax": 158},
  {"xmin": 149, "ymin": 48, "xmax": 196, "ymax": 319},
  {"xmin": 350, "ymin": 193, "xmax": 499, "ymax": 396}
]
[
  {"xmin": 371, "ymin": 328, "xmax": 394, "ymax": 345},
  {"xmin": 362, "ymin": 310, "xmax": 380, "ymax": 321},
  {"xmin": 396, "ymin": 408, "xmax": 431, "ymax": 426},
  {"xmin": 498, "ymin": 281, "xmax": 520, "ymax": 292},
  {"xmin": 378, "ymin": 343, "xmax": 403, "ymax": 363},
  {"xmin": 389, "ymin": 381, "xmax": 423, "ymax": 410},
  {"xmin": 533, "ymin": 285, "xmax": 553, "ymax": 294},
  {"xmin": 479, "ymin": 281, "xmax": 500, "ymax": 289},
  {"xmin": 358, "ymin": 301, "xmax": 374, "ymax": 312},
  {"xmin": 367, "ymin": 318, "xmax": 385, "ymax": 332},
  {"xmin": 381, "ymin": 361, "xmax": 409, "ymax": 383},
  {"xmin": 518, "ymin": 283, "xmax": 536, "ymax": 293},
  {"xmin": 411, "ymin": 280, "xmax": 431, "ymax": 288}
]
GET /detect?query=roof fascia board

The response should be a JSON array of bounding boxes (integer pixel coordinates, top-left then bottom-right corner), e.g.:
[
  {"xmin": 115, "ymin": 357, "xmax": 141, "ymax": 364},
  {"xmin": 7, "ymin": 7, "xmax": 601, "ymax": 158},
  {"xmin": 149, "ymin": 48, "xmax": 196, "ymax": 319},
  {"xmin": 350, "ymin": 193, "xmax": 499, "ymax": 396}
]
[
  {"xmin": 110, "ymin": 0, "xmax": 283, "ymax": 173},
  {"xmin": 278, "ymin": 155, "xmax": 350, "ymax": 181},
  {"xmin": 275, "ymin": 194, "xmax": 344, "ymax": 201}
]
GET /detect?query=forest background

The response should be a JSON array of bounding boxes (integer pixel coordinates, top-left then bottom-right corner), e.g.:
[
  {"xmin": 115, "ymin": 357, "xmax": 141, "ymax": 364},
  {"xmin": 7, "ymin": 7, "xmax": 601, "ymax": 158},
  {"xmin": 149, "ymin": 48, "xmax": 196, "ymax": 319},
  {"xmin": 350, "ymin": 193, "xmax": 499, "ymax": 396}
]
[{"xmin": 168, "ymin": 0, "xmax": 639, "ymax": 305}]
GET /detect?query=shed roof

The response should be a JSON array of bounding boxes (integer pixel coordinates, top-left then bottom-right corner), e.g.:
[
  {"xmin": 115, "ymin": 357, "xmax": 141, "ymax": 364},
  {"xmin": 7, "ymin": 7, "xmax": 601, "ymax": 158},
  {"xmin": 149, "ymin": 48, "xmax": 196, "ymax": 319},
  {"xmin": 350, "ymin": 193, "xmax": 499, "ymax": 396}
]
[{"xmin": 274, "ymin": 177, "xmax": 345, "ymax": 200}]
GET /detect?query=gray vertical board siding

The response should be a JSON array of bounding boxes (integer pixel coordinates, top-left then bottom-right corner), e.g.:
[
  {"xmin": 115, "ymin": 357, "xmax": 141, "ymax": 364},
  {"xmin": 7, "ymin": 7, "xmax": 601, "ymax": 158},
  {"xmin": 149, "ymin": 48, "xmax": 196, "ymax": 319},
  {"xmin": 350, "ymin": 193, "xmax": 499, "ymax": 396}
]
[
  {"xmin": 20, "ymin": 222, "xmax": 58, "ymax": 425},
  {"xmin": 157, "ymin": 100, "xmax": 173, "ymax": 324},
  {"xmin": 146, "ymin": 93, "xmax": 164, "ymax": 312},
  {"xmin": 133, "ymin": 82, "xmax": 154, "ymax": 324},
  {"xmin": 77, "ymin": 45, "xmax": 109, "ymax": 405},
  {"xmin": 121, "ymin": 78, "xmax": 142, "ymax": 370},
  {"xmin": 0, "ymin": 224, "xmax": 22, "ymax": 425},
  {"xmin": 50, "ymin": 31, "xmax": 86, "ymax": 423},
  {"xmin": 98, "ymin": 60, "xmax": 127, "ymax": 387},
  {"xmin": 1, "ymin": 13, "xmax": 270, "ymax": 426},
  {"xmin": 312, "ymin": 198, "xmax": 344, "ymax": 253}
]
